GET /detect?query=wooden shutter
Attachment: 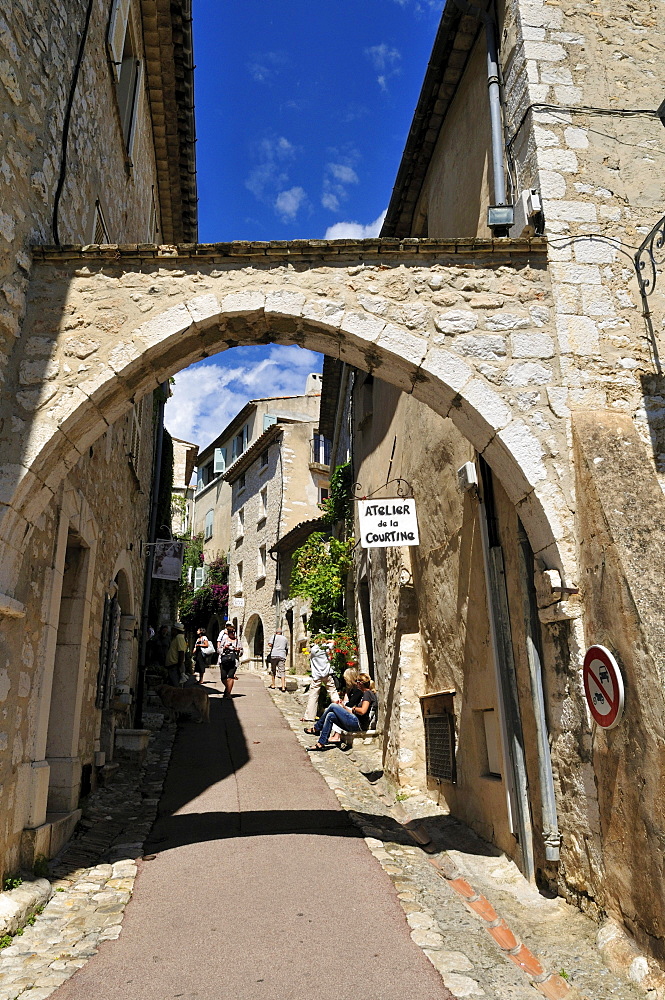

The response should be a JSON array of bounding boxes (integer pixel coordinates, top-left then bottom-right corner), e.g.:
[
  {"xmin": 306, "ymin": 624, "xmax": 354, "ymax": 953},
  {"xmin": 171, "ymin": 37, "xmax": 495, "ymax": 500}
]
[
  {"xmin": 108, "ymin": 0, "xmax": 131, "ymax": 81},
  {"xmin": 214, "ymin": 447, "xmax": 227, "ymax": 474}
]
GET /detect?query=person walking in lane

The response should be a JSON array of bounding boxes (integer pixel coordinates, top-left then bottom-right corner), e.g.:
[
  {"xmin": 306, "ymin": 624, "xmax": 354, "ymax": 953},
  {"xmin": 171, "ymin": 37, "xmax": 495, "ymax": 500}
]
[
  {"xmin": 267, "ymin": 628, "xmax": 288, "ymax": 691},
  {"xmin": 218, "ymin": 624, "xmax": 241, "ymax": 699},
  {"xmin": 193, "ymin": 627, "xmax": 215, "ymax": 683}
]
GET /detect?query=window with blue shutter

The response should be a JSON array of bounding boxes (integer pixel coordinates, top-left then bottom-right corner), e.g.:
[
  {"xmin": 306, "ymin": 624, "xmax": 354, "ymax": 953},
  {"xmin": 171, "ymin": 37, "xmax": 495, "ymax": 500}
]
[{"xmin": 214, "ymin": 447, "xmax": 227, "ymax": 475}]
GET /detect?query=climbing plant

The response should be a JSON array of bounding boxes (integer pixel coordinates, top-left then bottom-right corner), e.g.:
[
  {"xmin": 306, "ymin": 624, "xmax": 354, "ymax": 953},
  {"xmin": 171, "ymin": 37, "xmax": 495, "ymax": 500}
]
[
  {"xmin": 290, "ymin": 531, "xmax": 353, "ymax": 634},
  {"xmin": 319, "ymin": 460, "xmax": 354, "ymax": 530},
  {"xmin": 178, "ymin": 545, "xmax": 229, "ymax": 631}
]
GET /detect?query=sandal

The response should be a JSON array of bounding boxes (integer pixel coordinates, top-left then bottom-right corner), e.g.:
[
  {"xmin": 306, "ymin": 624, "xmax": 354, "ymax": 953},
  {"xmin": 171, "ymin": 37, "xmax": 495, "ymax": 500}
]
[
  {"xmin": 303, "ymin": 727, "xmax": 318, "ymax": 735},
  {"xmin": 306, "ymin": 743, "xmax": 328, "ymax": 751}
]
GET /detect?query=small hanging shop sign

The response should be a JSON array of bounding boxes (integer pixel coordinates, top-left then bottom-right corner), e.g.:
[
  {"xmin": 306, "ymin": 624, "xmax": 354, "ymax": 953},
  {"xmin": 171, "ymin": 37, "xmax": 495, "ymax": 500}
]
[
  {"xmin": 583, "ymin": 644, "xmax": 625, "ymax": 730},
  {"xmin": 152, "ymin": 541, "xmax": 185, "ymax": 581},
  {"xmin": 358, "ymin": 498, "xmax": 419, "ymax": 548}
]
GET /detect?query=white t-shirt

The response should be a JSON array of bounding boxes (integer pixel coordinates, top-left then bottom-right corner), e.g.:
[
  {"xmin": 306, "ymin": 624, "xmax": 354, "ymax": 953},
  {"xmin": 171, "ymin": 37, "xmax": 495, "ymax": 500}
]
[{"xmin": 309, "ymin": 643, "xmax": 332, "ymax": 681}]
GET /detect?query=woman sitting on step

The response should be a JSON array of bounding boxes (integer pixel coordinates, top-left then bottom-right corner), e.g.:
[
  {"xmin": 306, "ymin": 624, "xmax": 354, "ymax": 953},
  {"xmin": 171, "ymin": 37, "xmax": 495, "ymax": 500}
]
[{"xmin": 305, "ymin": 673, "xmax": 377, "ymax": 751}]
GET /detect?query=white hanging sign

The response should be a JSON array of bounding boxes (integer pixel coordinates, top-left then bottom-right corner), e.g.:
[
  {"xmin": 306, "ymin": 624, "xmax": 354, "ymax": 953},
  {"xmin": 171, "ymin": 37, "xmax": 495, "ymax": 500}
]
[
  {"xmin": 233, "ymin": 597, "xmax": 245, "ymax": 607},
  {"xmin": 152, "ymin": 541, "xmax": 185, "ymax": 581},
  {"xmin": 358, "ymin": 498, "xmax": 419, "ymax": 548}
]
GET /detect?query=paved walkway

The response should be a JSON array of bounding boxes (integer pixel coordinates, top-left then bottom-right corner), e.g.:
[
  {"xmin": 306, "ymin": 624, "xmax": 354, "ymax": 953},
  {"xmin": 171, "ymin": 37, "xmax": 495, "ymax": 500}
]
[{"xmin": 51, "ymin": 672, "xmax": 453, "ymax": 1000}]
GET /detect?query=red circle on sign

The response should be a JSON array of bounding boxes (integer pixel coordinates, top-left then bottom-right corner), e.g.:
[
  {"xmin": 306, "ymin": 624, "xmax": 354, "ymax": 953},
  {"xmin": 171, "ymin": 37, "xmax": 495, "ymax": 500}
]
[{"xmin": 583, "ymin": 645, "xmax": 624, "ymax": 729}]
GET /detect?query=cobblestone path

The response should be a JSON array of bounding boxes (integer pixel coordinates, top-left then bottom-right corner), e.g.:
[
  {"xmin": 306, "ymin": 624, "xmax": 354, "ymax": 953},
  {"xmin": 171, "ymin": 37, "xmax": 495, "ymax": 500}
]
[{"xmin": 0, "ymin": 718, "xmax": 175, "ymax": 1000}]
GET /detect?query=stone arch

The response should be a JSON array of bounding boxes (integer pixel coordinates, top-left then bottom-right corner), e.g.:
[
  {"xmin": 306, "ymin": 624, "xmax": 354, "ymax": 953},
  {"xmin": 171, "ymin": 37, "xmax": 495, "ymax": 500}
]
[
  {"xmin": 243, "ymin": 613, "xmax": 265, "ymax": 671},
  {"xmin": 2, "ymin": 248, "xmax": 574, "ymax": 595},
  {"xmin": 111, "ymin": 550, "xmax": 135, "ymax": 616}
]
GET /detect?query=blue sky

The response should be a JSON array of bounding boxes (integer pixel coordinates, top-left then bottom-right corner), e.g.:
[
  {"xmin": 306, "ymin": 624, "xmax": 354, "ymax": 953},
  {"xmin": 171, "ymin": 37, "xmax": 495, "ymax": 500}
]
[{"xmin": 166, "ymin": 0, "xmax": 442, "ymax": 450}]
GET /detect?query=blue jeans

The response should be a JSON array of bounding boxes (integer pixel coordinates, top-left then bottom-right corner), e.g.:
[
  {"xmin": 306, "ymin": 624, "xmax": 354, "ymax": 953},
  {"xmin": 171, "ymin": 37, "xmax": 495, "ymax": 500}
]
[{"xmin": 315, "ymin": 704, "xmax": 361, "ymax": 745}]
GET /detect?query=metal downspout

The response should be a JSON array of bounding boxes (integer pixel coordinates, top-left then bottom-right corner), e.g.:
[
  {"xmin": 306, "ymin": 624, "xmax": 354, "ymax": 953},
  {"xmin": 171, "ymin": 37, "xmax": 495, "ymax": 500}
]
[
  {"xmin": 517, "ymin": 524, "xmax": 561, "ymax": 862},
  {"xmin": 477, "ymin": 493, "xmax": 535, "ymax": 882},
  {"xmin": 451, "ymin": 0, "xmax": 508, "ymax": 207},
  {"xmin": 134, "ymin": 382, "xmax": 169, "ymax": 728}
]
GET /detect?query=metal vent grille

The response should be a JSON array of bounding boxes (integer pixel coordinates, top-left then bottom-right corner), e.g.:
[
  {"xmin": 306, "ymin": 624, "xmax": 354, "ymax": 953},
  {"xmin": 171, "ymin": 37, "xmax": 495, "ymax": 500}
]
[{"xmin": 424, "ymin": 713, "xmax": 456, "ymax": 783}]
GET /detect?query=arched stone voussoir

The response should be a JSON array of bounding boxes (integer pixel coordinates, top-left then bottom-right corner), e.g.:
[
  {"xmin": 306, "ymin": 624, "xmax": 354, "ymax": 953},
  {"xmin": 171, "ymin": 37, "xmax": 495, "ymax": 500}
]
[
  {"xmin": 449, "ymin": 379, "xmax": 513, "ymax": 454},
  {"xmin": 516, "ymin": 483, "xmax": 577, "ymax": 580},
  {"xmin": 482, "ymin": 419, "xmax": 549, "ymax": 505}
]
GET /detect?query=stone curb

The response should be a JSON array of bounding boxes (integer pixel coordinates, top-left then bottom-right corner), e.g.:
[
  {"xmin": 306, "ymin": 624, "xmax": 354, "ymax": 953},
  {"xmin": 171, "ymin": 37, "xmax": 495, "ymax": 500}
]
[
  {"xmin": 0, "ymin": 880, "xmax": 52, "ymax": 938},
  {"xmin": 426, "ymin": 857, "xmax": 587, "ymax": 1000}
]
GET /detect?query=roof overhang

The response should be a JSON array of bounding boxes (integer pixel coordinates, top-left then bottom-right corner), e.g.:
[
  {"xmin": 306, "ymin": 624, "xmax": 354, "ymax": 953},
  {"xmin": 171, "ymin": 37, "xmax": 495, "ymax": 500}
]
[
  {"xmin": 141, "ymin": 0, "xmax": 198, "ymax": 242},
  {"xmin": 222, "ymin": 423, "xmax": 284, "ymax": 483},
  {"xmin": 381, "ymin": 1, "xmax": 481, "ymax": 238}
]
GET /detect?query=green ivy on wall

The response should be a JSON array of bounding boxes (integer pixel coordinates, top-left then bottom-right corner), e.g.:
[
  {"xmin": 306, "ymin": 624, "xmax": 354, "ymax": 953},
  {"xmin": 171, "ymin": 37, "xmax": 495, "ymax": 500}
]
[
  {"xmin": 290, "ymin": 531, "xmax": 353, "ymax": 634},
  {"xmin": 320, "ymin": 461, "xmax": 354, "ymax": 529}
]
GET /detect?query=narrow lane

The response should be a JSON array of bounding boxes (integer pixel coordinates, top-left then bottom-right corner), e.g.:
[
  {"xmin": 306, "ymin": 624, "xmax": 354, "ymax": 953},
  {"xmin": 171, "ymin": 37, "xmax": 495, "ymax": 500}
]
[{"xmin": 53, "ymin": 672, "xmax": 453, "ymax": 1000}]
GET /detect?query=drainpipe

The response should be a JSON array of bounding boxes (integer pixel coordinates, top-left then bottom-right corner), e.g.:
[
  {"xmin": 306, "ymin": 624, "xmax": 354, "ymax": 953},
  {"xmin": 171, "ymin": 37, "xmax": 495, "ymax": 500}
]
[
  {"xmin": 134, "ymin": 381, "xmax": 169, "ymax": 728},
  {"xmin": 517, "ymin": 524, "xmax": 561, "ymax": 862},
  {"xmin": 476, "ymin": 464, "xmax": 535, "ymax": 882},
  {"xmin": 451, "ymin": 0, "xmax": 511, "ymax": 232}
]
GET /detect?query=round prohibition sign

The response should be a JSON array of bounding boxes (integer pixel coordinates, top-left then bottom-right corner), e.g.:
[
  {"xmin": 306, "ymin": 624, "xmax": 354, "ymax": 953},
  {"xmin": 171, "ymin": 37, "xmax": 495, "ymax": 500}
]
[{"xmin": 583, "ymin": 645, "xmax": 624, "ymax": 730}]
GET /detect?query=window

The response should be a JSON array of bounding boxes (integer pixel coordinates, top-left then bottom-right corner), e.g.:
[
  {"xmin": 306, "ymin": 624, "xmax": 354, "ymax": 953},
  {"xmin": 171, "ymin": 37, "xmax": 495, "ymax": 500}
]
[
  {"xmin": 92, "ymin": 201, "xmax": 109, "ymax": 244},
  {"xmin": 127, "ymin": 397, "xmax": 143, "ymax": 476},
  {"xmin": 318, "ymin": 485, "xmax": 329, "ymax": 504},
  {"xmin": 237, "ymin": 507, "xmax": 244, "ymax": 538},
  {"xmin": 312, "ymin": 433, "xmax": 331, "ymax": 466},
  {"xmin": 204, "ymin": 509, "xmax": 214, "ymax": 541},
  {"xmin": 482, "ymin": 709, "xmax": 502, "ymax": 778},
  {"xmin": 257, "ymin": 545, "xmax": 266, "ymax": 580},
  {"xmin": 232, "ymin": 425, "xmax": 249, "ymax": 460},
  {"xmin": 194, "ymin": 565, "xmax": 207, "ymax": 589},
  {"xmin": 263, "ymin": 413, "xmax": 277, "ymax": 431},
  {"xmin": 260, "ymin": 447, "xmax": 269, "ymax": 468},
  {"xmin": 260, "ymin": 486, "xmax": 268, "ymax": 517},
  {"xmin": 235, "ymin": 561, "xmax": 243, "ymax": 595},
  {"xmin": 238, "ymin": 472, "xmax": 246, "ymax": 492},
  {"xmin": 197, "ymin": 461, "xmax": 215, "ymax": 490},
  {"xmin": 148, "ymin": 185, "xmax": 159, "ymax": 242},
  {"xmin": 214, "ymin": 447, "xmax": 227, "ymax": 475},
  {"xmin": 108, "ymin": 0, "xmax": 143, "ymax": 159},
  {"xmin": 421, "ymin": 692, "xmax": 456, "ymax": 784}
]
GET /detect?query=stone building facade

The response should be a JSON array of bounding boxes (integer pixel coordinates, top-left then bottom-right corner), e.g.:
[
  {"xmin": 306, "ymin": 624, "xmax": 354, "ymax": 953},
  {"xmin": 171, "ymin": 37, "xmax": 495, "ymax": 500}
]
[
  {"xmin": 171, "ymin": 436, "xmax": 198, "ymax": 537},
  {"xmin": 0, "ymin": 0, "xmax": 195, "ymax": 876},
  {"xmin": 217, "ymin": 386, "xmax": 328, "ymax": 670},
  {"xmin": 325, "ymin": 0, "xmax": 665, "ymax": 969}
]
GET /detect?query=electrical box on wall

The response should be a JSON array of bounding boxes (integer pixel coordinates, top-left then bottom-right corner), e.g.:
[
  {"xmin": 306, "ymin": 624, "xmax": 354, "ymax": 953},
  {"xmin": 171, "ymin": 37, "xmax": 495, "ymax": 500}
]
[
  {"xmin": 457, "ymin": 461, "xmax": 478, "ymax": 494},
  {"xmin": 510, "ymin": 189, "xmax": 544, "ymax": 238}
]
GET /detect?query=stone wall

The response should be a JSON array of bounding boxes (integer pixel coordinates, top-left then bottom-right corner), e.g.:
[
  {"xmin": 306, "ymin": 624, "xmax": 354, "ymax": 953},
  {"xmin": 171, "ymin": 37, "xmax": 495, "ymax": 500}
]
[
  {"xmin": 506, "ymin": 0, "xmax": 665, "ymax": 470},
  {"xmin": 1, "ymin": 242, "xmax": 585, "ymax": 603},
  {"xmin": 572, "ymin": 411, "xmax": 665, "ymax": 959},
  {"xmin": 0, "ymin": 397, "xmax": 154, "ymax": 876},
  {"xmin": 0, "ymin": 0, "xmax": 161, "ymax": 411}
]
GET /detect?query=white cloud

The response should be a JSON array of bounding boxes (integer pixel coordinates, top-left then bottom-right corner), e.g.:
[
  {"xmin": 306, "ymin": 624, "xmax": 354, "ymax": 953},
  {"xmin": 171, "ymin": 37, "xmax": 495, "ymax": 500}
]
[
  {"xmin": 322, "ymin": 156, "xmax": 360, "ymax": 213},
  {"xmin": 321, "ymin": 192, "xmax": 340, "ymax": 212},
  {"xmin": 324, "ymin": 210, "xmax": 387, "ymax": 240},
  {"xmin": 275, "ymin": 185, "xmax": 307, "ymax": 221},
  {"xmin": 245, "ymin": 135, "xmax": 296, "ymax": 200},
  {"xmin": 365, "ymin": 43, "xmax": 401, "ymax": 90},
  {"xmin": 328, "ymin": 163, "xmax": 359, "ymax": 185},
  {"xmin": 165, "ymin": 346, "xmax": 323, "ymax": 450},
  {"xmin": 247, "ymin": 50, "xmax": 287, "ymax": 83}
]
